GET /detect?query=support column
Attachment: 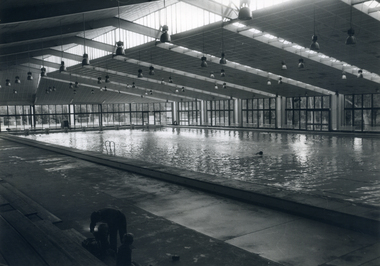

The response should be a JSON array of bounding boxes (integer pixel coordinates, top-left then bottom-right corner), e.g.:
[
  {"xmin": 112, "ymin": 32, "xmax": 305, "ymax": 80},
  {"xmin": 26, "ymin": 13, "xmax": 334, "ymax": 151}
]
[
  {"xmin": 235, "ymin": 98, "xmax": 242, "ymax": 127},
  {"xmin": 173, "ymin": 101, "xmax": 178, "ymax": 124},
  {"xmin": 275, "ymin": 96, "xmax": 282, "ymax": 129},
  {"xmin": 330, "ymin": 94, "xmax": 338, "ymax": 131},
  {"xmin": 201, "ymin": 100, "xmax": 206, "ymax": 126}
]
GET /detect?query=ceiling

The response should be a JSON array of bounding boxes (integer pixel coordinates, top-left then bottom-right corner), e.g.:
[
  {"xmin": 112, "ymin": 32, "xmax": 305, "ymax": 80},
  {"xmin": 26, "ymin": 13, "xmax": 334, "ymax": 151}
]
[{"xmin": 0, "ymin": 0, "xmax": 379, "ymax": 105}]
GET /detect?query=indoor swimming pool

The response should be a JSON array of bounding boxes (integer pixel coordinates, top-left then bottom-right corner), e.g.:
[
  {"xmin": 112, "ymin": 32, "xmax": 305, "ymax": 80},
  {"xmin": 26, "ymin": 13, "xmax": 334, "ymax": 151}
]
[{"xmin": 23, "ymin": 128, "xmax": 380, "ymax": 206}]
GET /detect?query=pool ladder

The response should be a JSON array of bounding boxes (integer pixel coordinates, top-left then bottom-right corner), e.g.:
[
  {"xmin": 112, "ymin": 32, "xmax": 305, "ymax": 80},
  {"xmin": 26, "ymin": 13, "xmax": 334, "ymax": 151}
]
[{"xmin": 104, "ymin": 140, "xmax": 116, "ymax": 155}]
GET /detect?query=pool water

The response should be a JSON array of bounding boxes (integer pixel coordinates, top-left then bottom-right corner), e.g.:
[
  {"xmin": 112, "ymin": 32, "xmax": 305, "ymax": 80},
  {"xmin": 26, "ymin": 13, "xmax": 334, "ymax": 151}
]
[{"xmin": 24, "ymin": 128, "xmax": 380, "ymax": 206}]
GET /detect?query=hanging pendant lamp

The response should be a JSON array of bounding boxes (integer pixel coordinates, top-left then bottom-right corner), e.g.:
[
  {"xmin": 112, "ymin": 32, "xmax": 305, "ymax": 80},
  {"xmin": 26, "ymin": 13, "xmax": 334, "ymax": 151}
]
[
  {"xmin": 149, "ymin": 66, "xmax": 155, "ymax": 75},
  {"xmin": 298, "ymin": 58, "xmax": 305, "ymax": 69},
  {"xmin": 41, "ymin": 67, "xmax": 47, "ymax": 77},
  {"xmin": 310, "ymin": 6, "xmax": 320, "ymax": 51},
  {"xmin": 82, "ymin": 13, "xmax": 90, "ymax": 66},
  {"xmin": 310, "ymin": 35, "xmax": 320, "ymax": 51},
  {"xmin": 115, "ymin": 1, "xmax": 125, "ymax": 56},
  {"xmin": 201, "ymin": 56, "xmax": 207, "ymax": 67},
  {"xmin": 346, "ymin": 5, "xmax": 356, "ymax": 45},
  {"xmin": 238, "ymin": 0, "xmax": 252, "ymax": 20},
  {"xmin": 160, "ymin": 25, "xmax": 171, "ymax": 43},
  {"xmin": 281, "ymin": 61, "xmax": 287, "ymax": 70},
  {"xmin": 59, "ymin": 61, "xmax": 67, "ymax": 72},
  {"xmin": 357, "ymin": 69, "xmax": 363, "ymax": 78},
  {"xmin": 220, "ymin": 69, "xmax": 225, "ymax": 77}
]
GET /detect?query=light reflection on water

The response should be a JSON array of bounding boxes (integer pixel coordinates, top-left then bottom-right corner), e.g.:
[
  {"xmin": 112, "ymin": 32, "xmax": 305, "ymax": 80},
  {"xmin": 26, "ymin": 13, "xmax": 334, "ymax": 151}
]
[{"xmin": 24, "ymin": 128, "xmax": 380, "ymax": 206}]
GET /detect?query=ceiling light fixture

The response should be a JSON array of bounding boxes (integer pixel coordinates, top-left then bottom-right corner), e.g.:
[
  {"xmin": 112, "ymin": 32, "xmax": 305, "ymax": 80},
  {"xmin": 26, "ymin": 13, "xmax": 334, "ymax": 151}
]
[
  {"xmin": 298, "ymin": 58, "xmax": 305, "ymax": 69},
  {"xmin": 40, "ymin": 42, "xmax": 47, "ymax": 77},
  {"xmin": 220, "ymin": 69, "xmax": 225, "ymax": 77},
  {"xmin": 346, "ymin": 4, "xmax": 356, "ymax": 45},
  {"xmin": 201, "ymin": 56, "xmax": 207, "ymax": 67},
  {"xmin": 160, "ymin": 1, "xmax": 171, "ymax": 43},
  {"xmin": 82, "ymin": 13, "xmax": 90, "ymax": 66},
  {"xmin": 220, "ymin": 16, "xmax": 227, "ymax": 64},
  {"xmin": 310, "ymin": 5, "xmax": 320, "ymax": 51},
  {"xmin": 114, "ymin": 1, "xmax": 125, "ymax": 56},
  {"xmin": 149, "ymin": 66, "xmax": 155, "ymax": 75},
  {"xmin": 41, "ymin": 67, "xmax": 47, "ymax": 77},
  {"xmin": 59, "ymin": 21, "xmax": 67, "ymax": 73},
  {"xmin": 59, "ymin": 61, "xmax": 67, "ymax": 73},
  {"xmin": 160, "ymin": 25, "xmax": 171, "ymax": 43},
  {"xmin": 357, "ymin": 69, "xmax": 363, "ymax": 78},
  {"xmin": 238, "ymin": 0, "xmax": 252, "ymax": 20},
  {"xmin": 138, "ymin": 69, "xmax": 143, "ymax": 78},
  {"xmin": 281, "ymin": 61, "xmax": 287, "ymax": 70}
]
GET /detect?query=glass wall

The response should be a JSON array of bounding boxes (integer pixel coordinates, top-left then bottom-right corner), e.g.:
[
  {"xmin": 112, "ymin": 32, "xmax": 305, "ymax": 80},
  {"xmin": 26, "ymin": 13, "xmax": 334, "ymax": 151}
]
[
  {"xmin": 285, "ymin": 96, "xmax": 330, "ymax": 131},
  {"xmin": 242, "ymin": 98, "xmax": 276, "ymax": 128},
  {"xmin": 74, "ymin": 104, "xmax": 100, "ymax": 128},
  {"xmin": 178, "ymin": 101, "xmax": 201, "ymax": 125},
  {"xmin": 344, "ymin": 94, "xmax": 380, "ymax": 132},
  {"xmin": 35, "ymin": 105, "xmax": 70, "ymax": 129},
  {"xmin": 206, "ymin": 99, "xmax": 234, "ymax": 126},
  {"xmin": 0, "ymin": 105, "xmax": 33, "ymax": 131}
]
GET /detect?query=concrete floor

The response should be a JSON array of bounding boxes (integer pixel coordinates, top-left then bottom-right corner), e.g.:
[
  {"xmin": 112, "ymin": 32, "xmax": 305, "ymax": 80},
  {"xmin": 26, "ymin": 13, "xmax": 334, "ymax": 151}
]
[{"xmin": 0, "ymin": 136, "xmax": 379, "ymax": 266}]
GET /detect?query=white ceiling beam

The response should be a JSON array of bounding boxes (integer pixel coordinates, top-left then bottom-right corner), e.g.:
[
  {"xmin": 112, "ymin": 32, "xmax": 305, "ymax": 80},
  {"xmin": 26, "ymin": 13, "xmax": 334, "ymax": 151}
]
[
  {"xmin": 180, "ymin": 0, "xmax": 237, "ymax": 19},
  {"xmin": 224, "ymin": 22, "xmax": 380, "ymax": 87},
  {"xmin": 54, "ymin": 72, "xmax": 195, "ymax": 101},
  {"xmin": 82, "ymin": 65, "xmax": 230, "ymax": 99},
  {"xmin": 113, "ymin": 55, "xmax": 274, "ymax": 98}
]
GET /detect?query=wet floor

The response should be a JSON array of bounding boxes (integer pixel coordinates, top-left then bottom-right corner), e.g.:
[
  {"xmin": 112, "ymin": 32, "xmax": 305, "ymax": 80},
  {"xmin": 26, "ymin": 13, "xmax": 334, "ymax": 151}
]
[{"xmin": 23, "ymin": 128, "xmax": 380, "ymax": 207}]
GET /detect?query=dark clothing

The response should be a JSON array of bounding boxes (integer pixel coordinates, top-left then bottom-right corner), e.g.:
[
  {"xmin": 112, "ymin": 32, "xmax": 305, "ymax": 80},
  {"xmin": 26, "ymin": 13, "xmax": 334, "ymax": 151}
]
[
  {"xmin": 116, "ymin": 243, "xmax": 132, "ymax": 266},
  {"xmin": 90, "ymin": 208, "xmax": 127, "ymax": 252}
]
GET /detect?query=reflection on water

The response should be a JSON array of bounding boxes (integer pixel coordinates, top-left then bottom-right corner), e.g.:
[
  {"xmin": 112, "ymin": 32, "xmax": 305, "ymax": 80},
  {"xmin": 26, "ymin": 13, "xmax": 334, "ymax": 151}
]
[{"xmin": 24, "ymin": 128, "xmax": 380, "ymax": 206}]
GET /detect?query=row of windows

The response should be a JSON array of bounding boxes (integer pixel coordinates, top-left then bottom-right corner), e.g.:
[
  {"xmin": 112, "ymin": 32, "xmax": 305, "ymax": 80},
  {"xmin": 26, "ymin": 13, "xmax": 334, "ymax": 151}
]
[{"xmin": 2, "ymin": 94, "xmax": 380, "ymax": 132}]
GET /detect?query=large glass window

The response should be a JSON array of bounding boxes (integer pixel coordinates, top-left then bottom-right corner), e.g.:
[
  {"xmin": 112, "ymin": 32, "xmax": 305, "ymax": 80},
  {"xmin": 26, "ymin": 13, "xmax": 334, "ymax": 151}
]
[
  {"xmin": 344, "ymin": 94, "xmax": 380, "ymax": 132},
  {"xmin": 242, "ymin": 98, "xmax": 276, "ymax": 128},
  {"xmin": 206, "ymin": 100, "xmax": 234, "ymax": 127},
  {"xmin": 285, "ymin": 96, "xmax": 330, "ymax": 131},
  {"xmin": 178, "ymin": 101, "xmax": 201, "ymax": 125}
]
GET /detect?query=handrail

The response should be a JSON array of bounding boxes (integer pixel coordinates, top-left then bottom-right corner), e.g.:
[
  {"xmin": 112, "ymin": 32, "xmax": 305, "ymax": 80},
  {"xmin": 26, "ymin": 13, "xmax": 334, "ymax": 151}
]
[{"xmin": 104, "ymin": 140, "xmax": 116, "ymax": 155}]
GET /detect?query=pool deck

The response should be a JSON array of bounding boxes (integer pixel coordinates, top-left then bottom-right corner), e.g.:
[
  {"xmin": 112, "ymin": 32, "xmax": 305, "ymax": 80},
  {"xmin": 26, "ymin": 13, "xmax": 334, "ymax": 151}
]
[{"xmin": 1, "ymin": 130, "xmax": 380, "ymax": 265}]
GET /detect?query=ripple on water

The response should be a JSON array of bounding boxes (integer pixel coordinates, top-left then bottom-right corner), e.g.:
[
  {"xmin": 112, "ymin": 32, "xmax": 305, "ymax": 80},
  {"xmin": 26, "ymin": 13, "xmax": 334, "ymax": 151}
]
[{"xmin": 22, "ymin": 128, "xmax": 380, "ymax": 206}]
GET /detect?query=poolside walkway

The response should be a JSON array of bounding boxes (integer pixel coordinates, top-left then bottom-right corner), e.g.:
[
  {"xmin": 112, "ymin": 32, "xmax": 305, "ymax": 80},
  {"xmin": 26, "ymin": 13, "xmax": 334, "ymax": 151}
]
[{"xmin": 0, "ymin": 133, "xmax": 379, "ymax": 265}]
